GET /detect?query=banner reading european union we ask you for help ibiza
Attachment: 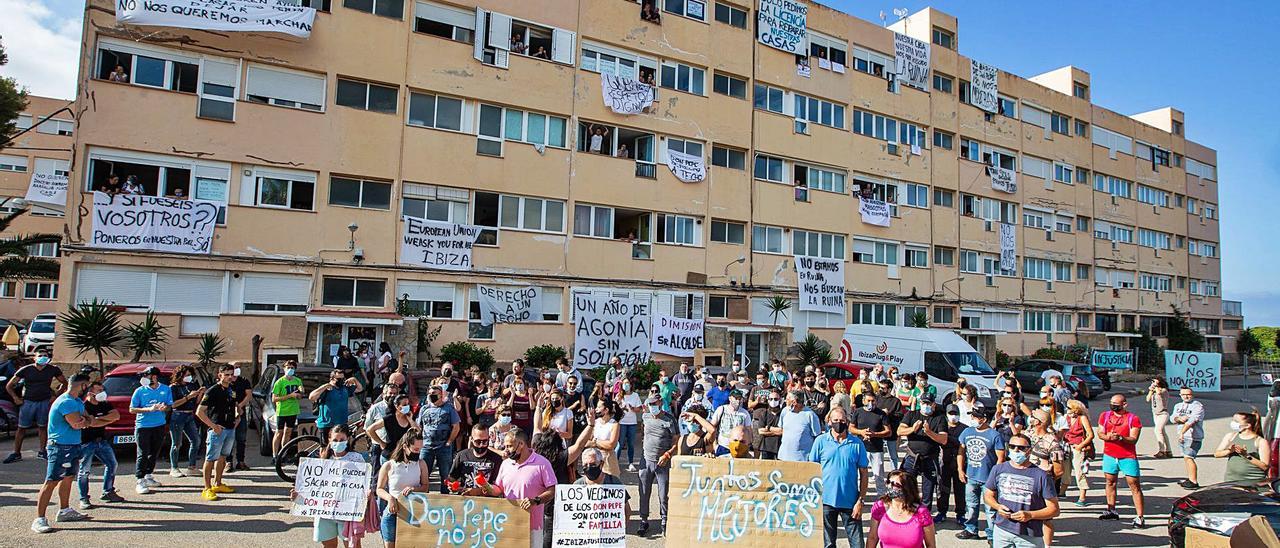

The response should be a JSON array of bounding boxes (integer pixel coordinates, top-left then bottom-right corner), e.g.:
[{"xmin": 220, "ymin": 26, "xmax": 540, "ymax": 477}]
[
  {"xmin": 400, "ymin": 216, "xmax": 483, "ymax": 271},
  {"xmin": 667, "ymin": 456, "xmax": 822, "ymax": 548},
  {"xmin": 1091, "ymin": 350, "xmax": 1134, "ymax": 370},
  {"xmin": 116, "ymin": 0, "xmax": 316, "ymax": 38},
  {"xmin": 1165, "ymin": 351, "xmax": 1221, "ymax": 392},
  {"xmin": 91, "ymin": 192, "xmax": 219, "ymax": 254}
]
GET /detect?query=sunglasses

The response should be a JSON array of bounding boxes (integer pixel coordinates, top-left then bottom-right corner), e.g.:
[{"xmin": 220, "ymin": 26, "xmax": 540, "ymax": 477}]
[
  {"xmin": 500, "ymin": 414, "xmax": 512, "ymax": 418},
  {"xmin": 473, "ymin": 439, "xmax": 489, "ymax": 446},
  {"xmin": 1007, "ymin": 444, "xmax": 1030, "ymax": 451},
  {"xmin": 887, "ymin": 481, "xmax": 903, "ymax": 488}
]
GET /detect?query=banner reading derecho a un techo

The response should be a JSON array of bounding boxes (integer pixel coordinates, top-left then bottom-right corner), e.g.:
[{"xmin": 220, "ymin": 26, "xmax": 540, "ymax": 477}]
[{"xmin": 116, "ymin": 0, "xmax": 317, "ymax": 38}]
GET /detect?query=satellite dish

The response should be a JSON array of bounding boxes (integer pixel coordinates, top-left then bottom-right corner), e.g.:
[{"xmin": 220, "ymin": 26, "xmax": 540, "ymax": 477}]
[{"xmin": 893, "ymin": 8, "xmax": 909, "ymax": 19}]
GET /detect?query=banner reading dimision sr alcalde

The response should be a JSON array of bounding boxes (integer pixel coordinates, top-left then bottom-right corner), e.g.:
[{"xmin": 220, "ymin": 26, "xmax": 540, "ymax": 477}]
[{"xmin": 116, "ymin": 0, "xmax": 317, "ymax": 38}]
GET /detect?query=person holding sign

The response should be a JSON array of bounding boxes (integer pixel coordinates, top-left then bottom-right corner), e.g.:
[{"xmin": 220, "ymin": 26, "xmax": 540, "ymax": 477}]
[
  {"xmin": 291, "ymin": 425, "xmax": 373, "ymax": 548},
  {"xmin": 809, "ymin": 406, "xmax": 870, "ymax": 548},
  {"xmin": 1215, "ymin": 411, "xmax": 1270, "ymax": 483},
  {"xmin": 376, "ymin": 432, "xmax": 429, "ymax": 548},
  {"xmin": 480, "ymin": 427, "xmax": 558, "ymax": 548}
]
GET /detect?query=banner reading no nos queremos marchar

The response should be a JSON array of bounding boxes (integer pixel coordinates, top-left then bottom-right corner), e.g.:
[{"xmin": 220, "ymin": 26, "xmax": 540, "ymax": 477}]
[
  {"xmin": 552, "ymin": 484, "xmax": 627, "ymax": 548},
  {"xmin": 92, "ymin": 191, "xmax": 219, "ymax": 254},
  {"xmin": 400, "ymin": 216, "xmax": 483, "ymax": 271},
  {"xmin": 476, "ymin": 285, "xmax": 543, "ymax": 326},
  {"xmin": 116, "ymin": 0, "xmax": 317, "ymax": 38},
  {"xmin": 573, "ymin": 294, "xmax": 650, "ymax": 369}
]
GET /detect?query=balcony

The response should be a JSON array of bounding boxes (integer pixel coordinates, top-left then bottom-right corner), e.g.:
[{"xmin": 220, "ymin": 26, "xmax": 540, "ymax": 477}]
[{"xmin": 1223, "ymin": 300, "xmax": 1243, "ymax": 317}]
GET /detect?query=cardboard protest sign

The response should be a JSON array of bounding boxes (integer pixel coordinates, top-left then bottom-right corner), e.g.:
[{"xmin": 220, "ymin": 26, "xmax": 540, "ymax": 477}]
[
  {"xmin": 290, "ymin": 457, "xmax": 371, "ymax": 521},
  {"xmin": 1165, "ymin": 351, "xmax": 1222, "ymax": 392},
  {"xmin": 795, "ymin": 256, "xmax": 844, "ymax": 315},
  {"xmin": 477, "ymin": 285, "xmax": 543, "ymax": 326},
  {"xmin": 988, "ymin": 166, "xmax": 1017, "ymax": 194},
  {"xmin": 600, "ymin": 74, "xmax": 656, "ymax": 115},
  {"xmin": 859, "ymin": 197, "xmax": 891, "ymax": 227},
  {"xmin": 667, "ymin": 456, "xmax": 822, "ymax": 548},
  {"xmin": 552, "ymin": 484, "xmax": 627, "ymax": 548},
  {"xmin": 572, "ymin": 294, "xmax": 651, "ymax": 369},
  {"xmin": 397, "ymin": 493, "xmax": 530, "ymax": 548},
  {"xmin": 1090, "ymin": 350, "xmax": 1133, "ymax": 370},
  {"xmin": 757, "ymin": 0, "xmax": 808, "ymax": 55},
  {"xmin": 999, "ymin": 223, "xmax": 1016, "ymax": 272},
  {"xmin": 116, "ymin": 0, "xmax": 316, "ymax": 38},
  {"xmin": 893, "ymin": 33, "xmax": 930, "ymax": 91},
  {"xmin": 666, "ymin": 149, "xmax": 706, "ymax": 183},
  {"xmin": 400, "ymin": 216, "xmax": 483, "ymax": 271},
  {"xmin": 91, "ymin": 191, "xmax": 219, "ymax": 254},
  {"xmin": 25, "ymin": 168, "xmax": 68, "ymax": 206},
  {"xmin": 652, "ymin": 315, "xmax": 704, "ymax": 358},
  {"xmin": 969, "ymin": 59, "xmax": 999, "ymax": 114}
]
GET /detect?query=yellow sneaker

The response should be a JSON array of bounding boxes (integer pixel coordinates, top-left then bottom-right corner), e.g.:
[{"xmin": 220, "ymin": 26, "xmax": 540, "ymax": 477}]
[
  {"xmin": 200, "ymin": 488, "xmax": 219, "ymax": 501},
  {"xmin": 211, "ymin": 484, "xmax": 235, "ymax": 494}
]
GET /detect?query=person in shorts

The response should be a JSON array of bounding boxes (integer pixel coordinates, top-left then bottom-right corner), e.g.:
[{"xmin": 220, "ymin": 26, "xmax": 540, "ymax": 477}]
[
  {"xmin": 5, "ymin": 353, "xmax": 67, "ymax": 463},
  {"xmin": 1098, "ymin": 394, "xmax": 1146, "ymax": 528},
  {"xmin": 32, "ymin": 373, "xmax": 99, "ymax": 533},
  {"xmin": 1170, "ymin": 387, "xmax": 1205, "ymax": 489},
  {"xmin": 196, "ymin": 364, "xmax": 240, "ymax": 501},
  {"xmin": 271, "ymin": 362, "xmax": 304, "ymax": 459}
]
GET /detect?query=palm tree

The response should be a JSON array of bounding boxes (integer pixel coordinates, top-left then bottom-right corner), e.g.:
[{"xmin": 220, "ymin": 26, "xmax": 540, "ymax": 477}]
[
  {"xmin": 793, "ymin": 333, "xmax": 833, "ymax": 366},
  {"xmin": 765, "ymin": 296, "xmax": 791, "ymax": 325},
  {"xmin": 0, "ymin": 207, "xmax": 61, "ymax": 280},
  {"xmin": 192, "ymin": 333, "xmax": 227, "ymax": 368},
  {"xmin": 59, "ymin": 299, "xmax": 123, "ymax": 374},
  {"xmin": 124, "ymin": 311, "xmax": 168, "ymax": 362},
  {"xmin": 909, "ymin": 311, "xmax": 930, "ymax": 328}
]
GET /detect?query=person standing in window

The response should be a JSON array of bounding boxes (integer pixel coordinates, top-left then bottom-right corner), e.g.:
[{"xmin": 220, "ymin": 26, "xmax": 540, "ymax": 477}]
[
  {"xmin": 588, "ymin": 124, "xmax": 609, "ymax": 155},
  {"xmin": 108, "ymin": 65, "xmax": 129, "ymax": 82},
  {"xmin": 121, "ymin": 175, "xmax": 145, "ymax": 195}
]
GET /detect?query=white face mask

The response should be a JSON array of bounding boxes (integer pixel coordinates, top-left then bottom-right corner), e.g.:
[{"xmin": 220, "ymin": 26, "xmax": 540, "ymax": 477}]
[
  {"xmin": 94, "ymin": 391, "xmax": 108, "ymax": 402},
  {"xmin": 1230, "ymin": 421, "xmax": 1243, "ymax": 432},
  {"xmin": 184, "ymin": 375, "xmax": 194, "ymax": 383},
  {"xmin": 139, "ymin": 377, "xmax": 152, "ymax": 388},
  {"xmin": 233, "ymin": 367, "xmax": 242, "ymax": 377}
]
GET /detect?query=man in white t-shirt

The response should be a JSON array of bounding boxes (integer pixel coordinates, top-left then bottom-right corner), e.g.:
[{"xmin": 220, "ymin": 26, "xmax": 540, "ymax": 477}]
[
  {"xmin": 708, "ymin": 391, "xmax": 753, "ymax": 456},
  {"xmin": 617, "ymin": 382, "xmax": 644, "ymax": 472}
]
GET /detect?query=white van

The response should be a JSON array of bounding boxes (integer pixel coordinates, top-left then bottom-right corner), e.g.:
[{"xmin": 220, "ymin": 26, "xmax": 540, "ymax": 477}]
[{"xmin": 837, "ymin": 324, "xmax": 999, "ymax": 407}]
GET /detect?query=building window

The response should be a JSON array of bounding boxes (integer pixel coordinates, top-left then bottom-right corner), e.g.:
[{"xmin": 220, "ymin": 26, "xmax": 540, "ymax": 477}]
[
  {"xmin": 1140, "ymin": 274, "xmax": 1173, "ymax": 292},
  {"xmin": 808, "ymin": 32, "xmax": 848, "ymax": 69},
  {"xmin": 25, "ymin": 242, "xmax": 60, "ymax": 258},
  {"xmin": 22, "ymin": 282, "xmax": 57, "ymax": 300},
  {"xmin": 656, "ymin": 213, "xmax": 699, "ymax": 246},
  {"xmin": 713, "ymin": 2, "xmax": 747, "ymax": 28},
  {"xmin": 580, "ymin": 43, "xmax": 653, "ymax": 80},
  {"xmin": 793, "ymin": 230, "xmax": 845, "ymax": 259},
  {"xmin": 1051, "ymin": 113, "xmax": 1071, "ymax": 135},
  {"xmin": 1074, "ymin": 119, "xmax": 1088, "ymax": 137},
  {"xmin": 933, "ymin": 189, "xmax": 954, "ymax": 208},
  {"xmin": 0, "ymin": 154, "xmax": 28, "ymax": 173},
  {"xmin": 1137, "ymin": 185, "xmax": 1170, "ymax": 207},
  {"xmin": 931, "ymin": 27, "xmax": 954, "ymax": 49},
  {"xmin": 711, "ymin": 146, "xmax": 746, "ymax": 170},
  {"xmin": 932, "ymin": 72, "xmax": 953, "ymax": 94},
  {"xmin": 904, "ymin": 183, "xmax": 929, "ymax": 208},
  {"xmin": 933, "ymin": 246, "xmax": 954, "ymax": 266},
  {"xmin": 1053, "ymin": 163, "xmax": 1074, "ymax": 184},
  {"xmin": 933, "ymin": 130, "xmax": 954, "ymax": 150},
  {"xmin": 1077, "ymin": 264, "xmax": 1091, "ymax": 280},
  {"xmin": 662, "ymin": 0, "xmax": 706, "ymax": 21},
  {"xmin": 1172, "ymin": 120, "xmax": 1183, "ymax": 135},
  {"xmin": 414, "ymin": 1, "xmax": 475, "ymax": 42},
  {"xmin": 959, "ymin": 250, "xmax": 979, "ymax": 273},
  {"xmin": 751, "ymin": 224, "xmax": 785, "ymax": 254},
  {"xmin": 344, "ymin": 0, "xmax": 403, "ymax": 19},
  {"xmin": 659, "ymin": 61, "xmax": 706, "ymax": 95},
  {"xmin": 34, "ymin": 118, "xmax": 74, "ymax": 136},
  {"xmin": 852, "ymin": 303, "xmax": 897, "ymax": 326},
  {"xmin": 0, "ymin": 281, "xmax": 14, "ymax": 298},
  {"xmin": 853, "ymin": 110, "xmax": 926, "ymax": 147},
  {"xmin": 1023, "ymin": 258, "xmax": 1052, "ymax": 281},
  {"xmin": 255, "ymin": 174, "xmax": 315, "ymax": 211},
  {"xmin": 713, "ymin": 72, "xmax": 747, "ymax": 99},
  {"xmin": 321, "ymin": 277, "xmax": 385, "ymax": 307},
  {"xmin": 95, "ymin": 44, "xmax": 198, "ymax": 93},
  {"xmin": 329, "ymin": 176, "xmax": 392, "ymax": 210},
  {"xmin": 904, "ymin": 247, "xmax": 928, "ymax": 268},
  {"xmin": 998, "ymin": 96, "xmax": 1017, "ymax": 118},
  {"xmin": 407, "ymin": 92, "xmax": 464, "ymax": 131},
  {"xmin": 1093, "ymin": 173, "xmax": 1133, "ymax": 199},
  {"xmin": 795, "ymin": 164, "xmax": 846, "ymax": 193},
  {"xmin": 853, "ymin": 239, "xmax": 897, "ymax": 266},
  {"xmin": 932, "ymin": 306, "xmax": 954, "ymax": 324},
  {"xmin": 1138, "ymin": 229, "xmax": 1172, "ymax": 250},
  {"xmin": 1072, "ymin": 81, "xmax": 1088, "ymax": 100},
  {"xmin": 794, "ymin": 94, "xmax": 846, "ymax": 130},
  {"xmin": 1054, "ymin": 262, "xmax": 1072, "ymax": 282},
  {"xmin": 753, "ymin": 154, "xmax": 785, "ymax": 183},
  {"xmin": 335, "ymin": 78, "xmax": 398, "ymax": 113},
  {"xmin": 1077, "ymin": 313, "xmax": 1091, "ymax": 329},
  {"xmin": 244, "ymin": 64, "xmax": 325, "ymax": 112},
  {"xmin": 752, "ymin": 84, "xmax": 785, "ymax": 114},
  {"xmin": 572, "ymin": 204, "xmax": 613, "ymax": 238},
  {"xmin": 1024, "ymin": 311, "xmax": 1053, "ymax": 332},
  {"xmin": 710, "ymin": 220, "xmax": 745, "ymax": 244}
]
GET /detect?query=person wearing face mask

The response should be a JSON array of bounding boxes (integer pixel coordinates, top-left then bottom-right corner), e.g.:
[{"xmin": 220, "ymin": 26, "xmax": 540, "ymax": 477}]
[
  {"xmin": 481, "ymin": 427, "xmax": 558, "ymax": 548},
  {"xmin": 915, "ymin": 372, "xmax": 937, "ymax": 403},
  {"xmin": 678, "ymin": 407, "xmax": 713, "ymax": 457},
  {"xmin": 779, "ymin": 390, "xmax": 824, "ymax": 462},
  {"xmin": 681, "ymin": 383, "xmax": 712, "ymax": 415},
  {"xmin": 869, "ymin": 363, "xmax": 886, "ymax": 384},
  {"xmin": 955, "ymin": 385, "xmax": 979, "ymax": 428},
  {"xmin": 1097, "ymin": 394, "xmax": 1145, "ymax": 528},
  {"xmin": 1026, "ymin": 410, "xmax": 1065, "ymax": 503},
  {"xmin": 708, "ymin": 391, "xmax": 753, "ymax": 456},
  {"xmin": 808, "ymin": 406, "xmax": 870, "ymax": 548},
  {"xmin": 983, "ymin": 434, "xmax": 1060, "ymax": 548},
  {"xmin": 830, "ymin": 381, "xmax": 852, "ymax": 416},
  {"xmin": 801, "ymin": 374, "xmax": 830, "ymax": 417},
  {"xmin": 475, "ymin": 379, "xmax": 504, "ymax": 428},
  {"xmin": 376, "ymin": 432, "xmax": 429, "ymax": 548},
  {"xmin": 895, "ymin": 375, "xmax": 921, "ymax": 412},
  {"xmin": 574, "ymin": 446, "xmax": 631, "ymax": 499},
  {"xmin": 364, "ymin": 382, "xmax": 402, "ymax": 470},
  {"xmin": 507, "ymin": 377, "xmax": 534, "ymax": 432},
  {"xmin": 368, "ymin": 394, "xmax": 415, "ymax": 461},
  {"xmin": 227, "ymin": 364, "xmax": 254, "ymax": 471},
  {"xmin": 867, "ymin": 470, "xmax": 936, "ymax": 548},
  {"xmin": 748, "ymin": 373, "xmax": 773, "ymax": 410},
  {"xmin": 1062, "ymin": 399, "xmax": 1095, "ymax": 507},
  {"xmin": 584, "ymin": 400, "xmax": 622, "ymax": 476},
  {"xmin": 1216, "ymin": 410, "xmax": 1270, "ymax": 483},
  {"xmin": 167, "ymin": 365, "xmax": 205, "ymax": 477},
  {"xmin": 416, "ymin": 383, "xmax": 461, "ymax": 494},
  {"xmin": 269, "ymin": 362, "xmax": 303, "ymax": 464},
  {"xmin": 874, "ymin": 380, "xmax": 905, "ymax": 470},
  {"xmin": 310, "ymin": 370, "xmax": 361, "ymax": 446},
  {"xmin": 1170, "ymin": 387, "xmax": 1205, "ymax": 488},
  {"xmin": 5, "ymin": 352, "xmax": 68, "ymax": 464},
  {"xmin": 449, "ymin": 424, "xmax": 504, "ymax": 494},
  {"xmin": 637, "ymin": 393, "xmax": 678, "ymax": 536},
  {"xmin": 673, "ymin": 363, "xmax": 695, "ymax": 408},
  {"xmin": 30, "ymin": 373, "xmax": 102, "ymax": 533},
  {"xmin": 957, "ymin": 406, "xmax": 1005, "ymax": 540},
  {"xmin": 128, "ymin": 366, "xmax": 173, "ymax": 495},
  {"xmin": 768, "ymin": 361, "xmax": 791, "ymax": 390},
  {"xmin": 196, "ymin": 364, "xmax": 240, "ymax": 501},
  {"xmin": 554, "ymin": 357, "xmax": 582, "ymax": 391},
  {"xmin": 76, "ymin": 381, "xmax": 123, "ymax": 510},
  {"xmin": 616, "ymin": 379, "xmax": 643, "ymax": 472},
  {"xmin": 295, "ymin": 425, "xmax": 373, "ymax": 548},
  {"xmin": 752, "ymin": 387, "xmax": 785, "ymax": 461},
  {"xmin": 707, "ymin": 374, "xmax": 732, "ymax": 410},
  {"xmin": 897, "ymin": 392, "xmax": 949, "ymax": 515},
  {"xmin": 936, "ymin": 403, "xmax": 969, "ymax": 525}
]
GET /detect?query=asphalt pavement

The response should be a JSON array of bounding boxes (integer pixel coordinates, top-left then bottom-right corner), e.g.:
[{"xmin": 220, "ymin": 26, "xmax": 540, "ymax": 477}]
[{"xmin": 0, "ymin": 380, "xmax": 1268, "ymax": 547}]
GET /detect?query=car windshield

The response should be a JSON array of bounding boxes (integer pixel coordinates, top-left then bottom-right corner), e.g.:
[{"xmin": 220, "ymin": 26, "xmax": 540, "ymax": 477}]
[
  {"xmin": 30, "ymin": 321, "xmax": 54, "ymax": 333},
  {"xmin": 946, "ymin": 352, "xmax": 996, "ymax": 375},
  {"xmin": 103, "ymin": 374, "xmax": 172, "ymax": 397}
]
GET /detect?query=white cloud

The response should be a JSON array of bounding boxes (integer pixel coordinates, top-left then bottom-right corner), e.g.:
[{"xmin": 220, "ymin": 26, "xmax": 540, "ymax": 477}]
[{"xmin": 0, "ymin": 0, "xmax": 81, "ymax": 100}]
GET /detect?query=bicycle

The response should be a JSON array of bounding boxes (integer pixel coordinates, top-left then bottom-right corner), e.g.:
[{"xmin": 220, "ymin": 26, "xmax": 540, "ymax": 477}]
[{"xmin": 274, "ymin": 413, "xmax": 371, "ymax": 483}]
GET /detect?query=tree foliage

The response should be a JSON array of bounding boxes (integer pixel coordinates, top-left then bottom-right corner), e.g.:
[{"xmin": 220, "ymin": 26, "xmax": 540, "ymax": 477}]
[
  {"xmin": 765, "ymin": 296, "xmax": 791, "ymax": 325},
  {"xmin": 792, "ymin": 333, "xmax": 833, "ymax": 366},
  {"xmin": 0, "ymin": 209, "xmax": 61, "ymax": 280},
  {"xmin": 1166, "ymin": 307, "xmax": 1205, "ymax": 352},
  {"xmin": 191, "ymin": 333, "xmax": 227, "ymax": 367},
  {"xmin": 439, "ymin": 341, "xmax": 495, "ymax": 371},
  {"xmin": 523, "ymin": 344, "xmax": 567, "ymax": 370},
  {"xmin": 908, "ymin": 311, "xmax": 929, "ymax": 328},
  {"xmin": 0, "ymin": 37, "xmax": 31, "ymax": 148},
  {"xmin": 124, "ymin": 311, "xmax": 168, "ymax": 362},
  {"xmin": 59, "ymin": 299, "xmax": 123, "ymax": 373}
]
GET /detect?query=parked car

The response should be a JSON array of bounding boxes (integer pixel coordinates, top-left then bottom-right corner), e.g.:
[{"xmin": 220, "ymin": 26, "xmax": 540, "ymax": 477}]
[
  {"xmin": 20, "ymin": 313, "xmax": 55, "ymax": 355},
  {"xmin": 1169, "ymin": 478, "xmax": 1280, "ymax": 547},
  {"xmin": 1010, "ymin": 359, "xmax": 1105, "ymax": 400},
  {"xmin": 101, "ymin": 362, "xmax": 214, "ymax": 447},
  {"xmin": 820, "ymin": 362, "xmax": 873, "ymax": 392},
  {"xmin": 252, "ymin": 363, "xmax": 366, "ymax": 457}
]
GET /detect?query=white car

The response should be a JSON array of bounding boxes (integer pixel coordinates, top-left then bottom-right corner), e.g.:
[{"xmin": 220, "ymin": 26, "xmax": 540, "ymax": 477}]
[{"xmin": 21, "ymin": 313, "xmax": 56, "ymax": 355}]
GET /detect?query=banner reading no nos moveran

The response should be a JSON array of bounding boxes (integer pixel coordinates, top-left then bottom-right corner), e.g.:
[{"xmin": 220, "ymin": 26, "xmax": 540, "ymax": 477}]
[{"xmin": 1165, "ymin": 350, "xmax": 1221, "ymax": 392}]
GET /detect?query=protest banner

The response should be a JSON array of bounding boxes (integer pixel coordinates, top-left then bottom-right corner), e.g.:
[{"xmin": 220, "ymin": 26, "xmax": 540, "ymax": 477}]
[
  {"xmin": 400, "ymin": 216, "xmax": 483, "ymax": 271},
  {"xmin": 652, "ymin": 315, "xmax": 704, "ymax": 358},
  {"xmin": 666, "ymin": 149, "xmax": 706, "ymax": 183},
  {"xmin": 859, "ymin": 197, "xmax": 891, "ymax": 227},
  {"xmin": 477, "ymin": 285, "xmax": 544, "ymax": 326},
  {"xmin": 1165, "ymin": 351, "xmax": 1222, "ymax": 392},
  {"xmin": 290, "ymin": 457, "xmax": 371, "ymax": 521},
  {"xmin": 757, "ymin": 0, "xmax": 808, "ymax": 55},
  {"xmin": 25, "ymin": 169, "xmax": 68, "ymax": 206},
  {"xmin": 988, "ymin": 166, "xmax": 1017, "ymax": 194},
  {"xmin": 116, "ymin": 0, "xmax": 316, "ymax": 38},
  {"xmin": 795, "ymin": 256, "xmax": 844, "ymax": 315},
  {"xmin": 970, "ymin": 59, "xmax": 999, "ymax": 114},
  {"xmin": 552, "ymin": 484, "xmax": 627, "ymax": 548},
  {"xmin": 91, "ymin": 191, "xmax": 219, "ymax": 254},
  {"xmin": 667, "ymin": 456, "xmax": 822, "ymax": 548},
  {"xmin": 1090, "ymin": 350, "xmax": 1134, "ymax": 370},
  {"xmin": 572, "ymin": 294, "xmax": 651, "ymax": 369},
  {"xmin": 601, "ymin": 74, "xmax": 656, "ymax": 115},
  {"xmin": 893, "ymin": 33, "xmax": 930, "ymax": 91},
  {"xmin": 397, "ymin": 493, "xmax": 529, "ymax": 548},
  {"xmin": 999, "ymin": 223, "xmax": 1016, "ymax": 272}
]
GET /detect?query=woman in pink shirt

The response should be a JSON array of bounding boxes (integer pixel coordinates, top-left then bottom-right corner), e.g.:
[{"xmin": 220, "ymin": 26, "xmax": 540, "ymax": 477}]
[{"xmin": 868, "ymin": 470, "xmax": 937, "ymax": 548}]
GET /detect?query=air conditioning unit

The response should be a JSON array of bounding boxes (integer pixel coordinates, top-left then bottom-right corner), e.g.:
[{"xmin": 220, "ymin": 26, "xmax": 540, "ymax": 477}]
[
  {"xmin": 1111, "ymin": 195, "xmax": 1118, "ymax": 205},
  {"xmin": 1111, "ymin": 241, "xmax": 1118, "ymax": 250},
  {"xmin": 1112, "ymin": 288, "xmax": 1120, "ymax": 298},
  {"xmin": 984, "ymin": 113, "xmax": 994, "ymax": 122},
  {"xmin": 1153, "ymin": 249, "xmax": 1160, "ymax": 257},
  {"xmin": 985, "ymin": 275, "xmax": 995, "ymax": 286},
  {"xmin": 1152, "ymin": 205, "xmax": 1159, "ymax": 214},
  {"xmin": 1046, "ymin": 280, "xmax": 1054, "ymax": 291}
]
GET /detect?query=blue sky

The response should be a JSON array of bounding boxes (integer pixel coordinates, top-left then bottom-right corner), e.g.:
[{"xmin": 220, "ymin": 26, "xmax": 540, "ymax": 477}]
[{"xmin": 3, "ymin": 0, "xmax": 1276, "ymax": 323}]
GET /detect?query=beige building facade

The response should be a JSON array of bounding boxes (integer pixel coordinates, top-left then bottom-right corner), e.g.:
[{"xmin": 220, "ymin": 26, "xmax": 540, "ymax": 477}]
[{"xmin": 52, "ymin": 1, "xmax": 1231, "ymax": 367}]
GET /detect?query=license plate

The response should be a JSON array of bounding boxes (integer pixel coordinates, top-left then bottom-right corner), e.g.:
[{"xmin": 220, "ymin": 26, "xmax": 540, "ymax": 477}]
[
  {"xmin": 114, "ymin": 435, "xmax": 135, "ymax": 444},
  {"xmin": 977, "ymin": 386, "xmax": 991, "ymax": 398}
]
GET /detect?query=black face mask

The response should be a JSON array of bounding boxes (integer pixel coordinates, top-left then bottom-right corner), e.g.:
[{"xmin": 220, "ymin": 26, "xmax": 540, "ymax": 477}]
[
  {"xmin": 717, "ymin": 380, "xmax": 727, "ymax": 388},
  {"xmin": 829, "ymin": 422, "xmax": 849, "ymax": 434},
  {"xmin": 551, "ymin": 399, "xmax": 563, "ymax": 408},
  {"xmin": 583, "ymin": 463, "xmax": 603, "ymax": 481},
  {"xmin": 429, "ymin": 393, "xmax": 441, "ymax": 404},
  {"xmin": 406, "ymin": 452, "xmax": 420, "ymax": 462},
  {"xmin": 1110, "ymin": 404, "xmax": 1124, "ymax": 413}
]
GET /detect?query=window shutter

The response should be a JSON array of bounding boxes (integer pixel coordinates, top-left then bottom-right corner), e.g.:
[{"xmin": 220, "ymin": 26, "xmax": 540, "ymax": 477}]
[
  {"xmin": 691, "ymin": 293, "xmax": 705, "ymax": 320},
  {"xmin": 670, "ymin": 293, "xmax": 687, "ymax": 319},
  {"xmin": 244, "ymin": 275, "xmax": 311, "ymax": 307},
  {"xmin": 472, "ymin": 8, "xmax": 486, "ymax": 61},
  {"xmin": 542, "ymin": 288, "xmax": 563, "ymax": 318},
  {"xmin": 488, "ymin": 12, "xmax": 512, "ymax": 50},
  {"xmin": 415, "ymin": 1, "xmax": 474, "ymax": 29},
  {"xmin": 202, "ymin": 58, "xmax": 239, "ymax": 89},
  {"xmin": 396, "ymin": 280, "xmax": 455, "ymax": 303},
  {"xmin": 76, "ymin": 266, "xmax": 153, "ymax": 308},
  {"xmin": 551, "ymin": 28, "xmax": 576, "ymax": 65},
  {"xmin": 727, "ymin": 297, "xmax": 749, "ymax": 320},
  {"xmin": 155, "ymin": 272, "xmax": 223, "ymax": 314},
  {"xmin": 245, "ymin": 65, "xmax": 326, "ymax": 107}
]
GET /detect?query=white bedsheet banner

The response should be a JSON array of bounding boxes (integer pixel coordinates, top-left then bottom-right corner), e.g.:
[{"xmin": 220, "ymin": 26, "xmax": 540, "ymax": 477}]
[{"xmin": 116, "ymin": 0, "xmax": 317, "ymax": 38}]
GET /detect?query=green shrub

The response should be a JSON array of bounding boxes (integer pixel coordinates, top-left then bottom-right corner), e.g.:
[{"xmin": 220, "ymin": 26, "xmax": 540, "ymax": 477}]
[
  {"xmin": 439, "ymin": 341, "xmax": 495, "ymax": 371},
  {"xmin": 523, "ymin": 344, "xmax": 567, "ymax": 370}
]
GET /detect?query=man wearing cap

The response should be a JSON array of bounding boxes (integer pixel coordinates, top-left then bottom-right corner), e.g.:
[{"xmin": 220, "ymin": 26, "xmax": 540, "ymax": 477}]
[
  {"xmin": 128, "ymin": 366, "xmax": 173, "ymax": 495},
  {"xmin": 682, "ymin": 382, "xmax": 712, "ymax": 415},
  {"xmin": 637, "ymin": 392, "xmax": 678, "ymax": 537},
  {"xmin": 897, "ymin": 391, "xmax": 949, "ymax": 513},
  {"xmin": 957, "ymin": 406, "xmax": 1006, "ymax": 540},
  {"xmin": 937, "ymin": 403, "xmax": 969, "ymax": 524},
  {"xmin": 708, "ymin": 391, "xmax": 753, "ymax": 456}
]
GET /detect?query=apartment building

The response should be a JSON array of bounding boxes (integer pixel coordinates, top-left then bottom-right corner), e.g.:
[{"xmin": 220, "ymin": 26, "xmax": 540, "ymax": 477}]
[
  {"xmin": 53, "ymin": 0, "xmax": 1230, "ymax": 366},
  {"xmin": 0, "ymin": 95, "xmax": 72, "ymax": 325}
]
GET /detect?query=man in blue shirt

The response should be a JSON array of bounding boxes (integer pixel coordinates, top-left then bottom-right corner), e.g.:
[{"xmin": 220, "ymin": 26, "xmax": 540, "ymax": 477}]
[
  {"xmin": 417, "ymin": 383, "xmax": 460, "ymax": 494},
  {"xmin": 32, "ymin": 373, "xmax": 102, "ymax": 533},
  {"xmin": 309, "ymin": 369, "xmax": 361, "ymax": 443},
  {"xmin": 128, "ymin": 366, "xmax": 173, "ymax": 495},
  {"xmin": 984, "ymin": 434, "xmax": 1059, "ymax": 547},
  {"xmin": 957, "ymin": 406, "xmax": 1006, "ymax": 540},
  {"xmin": 706, "ymin": 373, "xmax": 732, "ymax": 410},
  {"xmin": 808, "ymin": 406, "xmax": 869, "ymax": 548},
  {"xmin": 779, "ymin": 390, "xmax": 823, "ymax": 461}
]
